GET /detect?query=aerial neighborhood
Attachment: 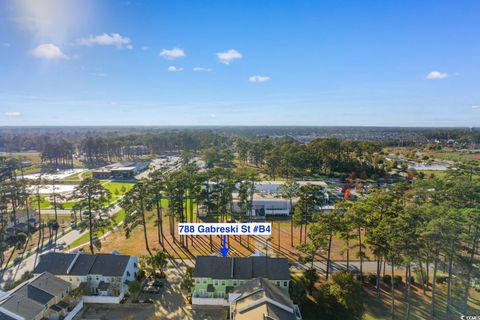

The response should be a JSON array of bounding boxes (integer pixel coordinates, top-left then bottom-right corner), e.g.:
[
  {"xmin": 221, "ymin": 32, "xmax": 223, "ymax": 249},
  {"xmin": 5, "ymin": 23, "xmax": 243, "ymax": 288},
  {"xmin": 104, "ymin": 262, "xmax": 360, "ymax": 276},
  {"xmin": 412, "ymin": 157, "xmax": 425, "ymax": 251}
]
[
  {"xmin": 1, "ymin": 1, "xmax": 480, "ymax": 319},
  {"xmin": 1, "ymin": 126, "xmax": 479, "ymax": 320}
]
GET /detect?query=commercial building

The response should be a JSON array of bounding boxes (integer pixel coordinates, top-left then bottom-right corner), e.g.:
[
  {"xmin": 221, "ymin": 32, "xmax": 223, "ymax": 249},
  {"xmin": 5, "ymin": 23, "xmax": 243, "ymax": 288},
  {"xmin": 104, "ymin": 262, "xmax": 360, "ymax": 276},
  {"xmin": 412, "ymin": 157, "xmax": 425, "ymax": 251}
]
[{"xmin": 92, "ymin": 161, "xmax": 149, "ymax": 180}]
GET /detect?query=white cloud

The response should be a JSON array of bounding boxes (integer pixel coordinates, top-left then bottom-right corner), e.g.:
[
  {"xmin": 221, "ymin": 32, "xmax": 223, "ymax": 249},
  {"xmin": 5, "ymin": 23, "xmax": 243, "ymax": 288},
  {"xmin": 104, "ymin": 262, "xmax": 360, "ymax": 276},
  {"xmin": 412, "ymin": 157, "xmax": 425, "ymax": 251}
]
[
  {"xmin": 5, "ymin": 112, "xmax": 22, "ymax": 117},
  {"xmin": 248, "ymin": 75, "xmax": 271, "ymax": 83},
  {"xmin": 110, "ymin": 101, "xmax": 118, "ymax": 106},
  {"xmin": 159, "ymin": 48, "xmax": 185, "ymax": 59},
  {"xmin": 426, "ymin": 71, "xmax": 448, "ymax": 80},
  {"xmin": 217, "ymin": 49, "xmax": 242, "ymax": 64},
  {"xmin": 141, "ymin": 46, "xmax": 149, "ymax": 51},
  {"xmin": 31, "ymin": 43, "xmax": 68, "ymax": 59},
  {"xmin": 77, "ymin": 33, "xmax": 131, "ymax": 48},
  {"xmin": 167, "ymin": 66, "xmax": 184, "ymax": 72},
  {"xmin": 193, "ymin": 67, "xmax": 212, "ymax": 72},
  {"xmin": 471, "ymin": 105, "xmax": 480, "ymax": 109},
  {"xmin": 3, "ymin": 42, "xmax": 10, "ymax": 47},
  {"xmin": 126, "ymin": 44, "xmax": 133, "ymax": 50}
]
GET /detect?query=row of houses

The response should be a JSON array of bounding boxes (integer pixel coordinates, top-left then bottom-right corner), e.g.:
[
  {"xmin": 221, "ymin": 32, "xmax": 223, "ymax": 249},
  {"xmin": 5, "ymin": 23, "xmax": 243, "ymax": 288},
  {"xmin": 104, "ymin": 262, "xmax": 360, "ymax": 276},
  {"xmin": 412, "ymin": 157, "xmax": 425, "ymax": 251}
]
[
  {"xmin": 192, "ymin": 255, "xmax": 302, "ymax": 320},
  {"xmin": 33, "ymin": 252, "xmax": 139, "ymax": 300},
  {"xmin": 0, "ymin": 272, "xmax": 82, "ymax": 320}
]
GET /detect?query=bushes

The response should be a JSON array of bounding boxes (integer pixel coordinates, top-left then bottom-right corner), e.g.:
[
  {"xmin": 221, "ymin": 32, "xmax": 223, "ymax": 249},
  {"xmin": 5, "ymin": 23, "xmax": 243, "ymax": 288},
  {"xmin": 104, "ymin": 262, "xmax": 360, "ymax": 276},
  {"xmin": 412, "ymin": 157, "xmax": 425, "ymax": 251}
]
[
  {"xmin": 367, "ymin": 274, "xmax": 377, "ymax": 285},
  {"xmin": 383, "ymin": 275, "xmax": 391, "ymax": 285},
  {"xmin": 436, "ymin": 275, "xmax": 448, "ymax": 284},
  {"xmin": 414, "ymin": 269, "xmax": 427, "ymax": 284},
  {"xmin": 394, "ymin": 275, "xmax": 402, "ymax": 285}
]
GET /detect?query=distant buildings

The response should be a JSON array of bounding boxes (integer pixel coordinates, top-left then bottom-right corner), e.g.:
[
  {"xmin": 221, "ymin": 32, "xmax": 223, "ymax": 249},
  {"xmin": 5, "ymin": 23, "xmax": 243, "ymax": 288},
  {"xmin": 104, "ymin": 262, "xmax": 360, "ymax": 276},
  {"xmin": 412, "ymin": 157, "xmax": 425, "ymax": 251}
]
[
  {"xmin": 33, "ymin": 252, "xmax": 139, "ymax": 303},
  {"xmin": 92, "ymin": 161, "xmax": 149, "ymax": 180},
  {"xmin": 229, "ymin": 278, "xmax": 302, "ymax": 320},
  {"xmin": 0, "ymin": 272, "xmax": 82, "ymax": 320},
  {"xmin": 192, "ymin": 256, "xmax": 290, "ymax": 306}
]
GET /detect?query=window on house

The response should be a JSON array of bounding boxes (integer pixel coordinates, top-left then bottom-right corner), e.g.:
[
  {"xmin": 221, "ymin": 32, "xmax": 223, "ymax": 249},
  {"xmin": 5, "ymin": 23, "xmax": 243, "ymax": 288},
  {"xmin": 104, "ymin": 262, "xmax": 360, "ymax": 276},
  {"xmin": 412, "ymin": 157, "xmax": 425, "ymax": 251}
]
[
  {"xmin": 196, "ymin": 279, "xmax": 200, "ymax": 284},
  {"xmin": 240, "ymin": 280, "xmax": 244, "ymax": 285},
  {"xmin": 233, "ymin": 281, "xmax": 237, "ymax": 286},
  {"xmin": 284, "ymin": 281, "xmax": 288, "ymax": 287},
  {"xmin": 203, "ymin": 279, "xmax": 207, "ymax": 284},
  {"xmin": 276, "ymin": 281, "xmax": 280, "ymax": 286},
  {"xmin": 221, "ymin": 281, "xmax": 225, "ymax": 286},
  {"xmin": 214, "ymin": 280, "xmax": 218, "ymax": 286}
]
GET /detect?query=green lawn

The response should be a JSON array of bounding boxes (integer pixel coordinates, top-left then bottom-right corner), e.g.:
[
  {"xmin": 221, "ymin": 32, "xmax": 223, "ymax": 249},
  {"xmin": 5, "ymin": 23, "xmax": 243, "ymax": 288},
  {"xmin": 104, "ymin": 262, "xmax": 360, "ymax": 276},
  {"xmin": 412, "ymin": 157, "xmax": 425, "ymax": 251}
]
[
  {"xmin": 430, "ymin": 151, "xmax": 480, "ymax": 164},
  {"xmin": 102, "ymin": 181, "xmax": 135, "ymax": 196}
]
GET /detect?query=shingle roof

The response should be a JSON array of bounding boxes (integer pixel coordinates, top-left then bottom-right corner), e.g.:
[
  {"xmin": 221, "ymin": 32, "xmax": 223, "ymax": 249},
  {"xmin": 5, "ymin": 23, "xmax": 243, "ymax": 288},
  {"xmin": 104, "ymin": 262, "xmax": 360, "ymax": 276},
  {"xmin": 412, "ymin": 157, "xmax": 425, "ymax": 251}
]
[
  {"xmin": 194, "ymin": 256, "xmax": 289, "ymax": 280},
  {"xmin": 88, "ymin": 254, "xmax": 131, "ymax": 277},
  {"xmin": 0, "ymin": 293, "xmax": 45, "ymax": 320},
  {"xmin": 68, "ymin": 254, "xmax": 96, "ymax": 276},
  {"xmin": 233, "ymin": 278, "xmax": 293, "ymax": 309},
  {"xmin": 0, "ymin": 311, "xmax": 16, "ymax": 320},
  {"xmin": 16, "ymin": 284, "xmax": 54, "ymax": 305},
  {"xmin": 33, "ymin": 252, "xmax": 132, "ymax": 277},
  {"xmin": 232, "ymin": 278, "xmax": 295, "ymax": 320},
  {"xmin": 29, "ymin": 272, "xmax": 70, "ymax": 297},
  {"xmin": 33, "ymin": 252, "xmax": 75, "ymax": 275}
]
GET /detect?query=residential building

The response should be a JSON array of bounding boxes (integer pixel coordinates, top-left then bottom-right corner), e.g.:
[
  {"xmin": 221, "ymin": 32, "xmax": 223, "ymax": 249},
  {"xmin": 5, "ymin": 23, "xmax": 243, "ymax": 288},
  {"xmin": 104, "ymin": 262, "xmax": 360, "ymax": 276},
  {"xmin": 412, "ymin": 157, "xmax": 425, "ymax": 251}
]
[
  {"xmin": 33, "ymin": 252, "xmax": 138, "ymax": 302},
  {"xmin": 192, "ymin": 256, "xmax": 290, "ymax": 306},
  {"xmin": 229, "ymin": 278, "xmax": 302, "ymax": 320},
  {"xmin": 0, "ymin": 272, "xmax": 82, "ymax": 320}
]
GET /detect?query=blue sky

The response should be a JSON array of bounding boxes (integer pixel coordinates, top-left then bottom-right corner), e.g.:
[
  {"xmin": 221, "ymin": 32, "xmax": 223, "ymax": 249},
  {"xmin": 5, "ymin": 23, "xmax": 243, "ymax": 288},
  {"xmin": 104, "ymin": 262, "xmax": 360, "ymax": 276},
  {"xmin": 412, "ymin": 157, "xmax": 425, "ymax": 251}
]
[{"xmin": 0, "ymin": 0, "xmax": 479, "ymax": 126}]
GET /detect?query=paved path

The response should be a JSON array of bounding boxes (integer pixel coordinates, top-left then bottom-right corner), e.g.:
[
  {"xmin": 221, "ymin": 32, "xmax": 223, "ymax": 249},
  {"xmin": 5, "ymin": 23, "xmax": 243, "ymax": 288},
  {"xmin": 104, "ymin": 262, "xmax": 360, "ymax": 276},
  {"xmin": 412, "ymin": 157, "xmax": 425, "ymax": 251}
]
[{"xmin": 0, "ymin": 204, "xmax": 122, "ymax": 288}]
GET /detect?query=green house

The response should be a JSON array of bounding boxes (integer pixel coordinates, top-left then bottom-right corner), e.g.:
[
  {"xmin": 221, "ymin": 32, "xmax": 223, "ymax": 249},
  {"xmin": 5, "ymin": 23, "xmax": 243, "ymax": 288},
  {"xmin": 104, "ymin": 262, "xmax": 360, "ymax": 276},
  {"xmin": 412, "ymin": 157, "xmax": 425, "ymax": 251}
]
[{"xmin": 192, "ymin": 256, "xmax": 290, "ymax": 305}]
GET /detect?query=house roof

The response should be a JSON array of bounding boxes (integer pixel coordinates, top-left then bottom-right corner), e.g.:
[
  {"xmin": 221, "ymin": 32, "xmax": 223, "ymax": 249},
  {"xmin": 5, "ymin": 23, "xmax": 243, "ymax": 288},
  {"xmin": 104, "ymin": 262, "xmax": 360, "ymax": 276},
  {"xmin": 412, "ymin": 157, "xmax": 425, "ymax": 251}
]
[
  {"xmin": 34, "ymin": 252, "xmax": 133, "ymax": 277},
  {"xmin": 16, "ymin": 284, "xmax": 54, "ymax": 305},
  {"xmin": 0, "ymin": 293, "xmax": 45, "ymax": 320},
  {"xmin": 232, "ymin": 278, "xmax": 296, "ymax": 320},
  {"xmin": 28, "ymin": 272, "xmax": 70, "ymax": 297},
  {"xmin": 68, "ymin": 254, "xmax": 96, "ymax": 276},
  {"xmin": 0, "ymin": 273, "xmax": 69, "ymax": 320},
  {"xmin": 34, "ymin": 252, "xmax": 75, "ymax": 275},
  {"xmin": 0, "ymin": 311, "xmax": 16, "ymax": 320},
  {"xmin": 233, "ymin": 278, "xmax": 293, "ymax": 309},
  {"xmin": 88, "ymin": 254, "xmax": 131, "ymax": 277},
  {"xmin": 194, "ymin": 256, "xmax": 289, "ymax": 280}
]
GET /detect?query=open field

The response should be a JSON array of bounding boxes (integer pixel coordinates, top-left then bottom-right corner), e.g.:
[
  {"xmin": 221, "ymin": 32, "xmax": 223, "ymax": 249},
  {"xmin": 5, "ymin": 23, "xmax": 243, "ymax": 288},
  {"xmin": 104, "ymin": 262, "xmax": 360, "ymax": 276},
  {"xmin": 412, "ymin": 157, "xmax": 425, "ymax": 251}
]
[{"xmin": 429, "ymin": 150, "xmax": 480, "ymax": 164}]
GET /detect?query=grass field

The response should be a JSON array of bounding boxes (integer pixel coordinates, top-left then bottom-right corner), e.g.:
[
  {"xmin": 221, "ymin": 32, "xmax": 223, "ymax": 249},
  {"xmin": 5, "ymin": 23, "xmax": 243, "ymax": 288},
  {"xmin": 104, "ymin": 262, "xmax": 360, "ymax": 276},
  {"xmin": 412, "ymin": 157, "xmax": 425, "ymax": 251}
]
[
  {"xmin": 102, "ymin": 181, "xmax": 135, "ymax": 196},
  {"xmin": 429, "ymin": 151, "xmax": 480, "ymax": 164}
]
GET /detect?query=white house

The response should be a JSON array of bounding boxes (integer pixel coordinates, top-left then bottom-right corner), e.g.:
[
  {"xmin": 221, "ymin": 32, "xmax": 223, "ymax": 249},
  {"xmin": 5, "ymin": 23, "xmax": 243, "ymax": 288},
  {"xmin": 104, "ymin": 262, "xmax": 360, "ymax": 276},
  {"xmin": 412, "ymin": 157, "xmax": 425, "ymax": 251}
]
[{"xmin": 33, "ymin": 251, "xmax": 139, "ymax": 303}]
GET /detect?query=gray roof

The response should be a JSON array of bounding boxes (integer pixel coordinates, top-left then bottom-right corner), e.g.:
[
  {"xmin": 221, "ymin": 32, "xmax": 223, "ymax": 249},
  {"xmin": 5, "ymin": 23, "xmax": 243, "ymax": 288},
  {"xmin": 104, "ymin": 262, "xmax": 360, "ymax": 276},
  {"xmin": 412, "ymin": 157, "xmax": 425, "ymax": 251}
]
[
  {"xmin": 29, "ymin": 272, "xmax": 70, "ymax": 297},
  {"xmin": 194, "ymin": 256, "xmax": 289, "ymax": 280},
  {"xmin": 34, "ymin": 252, "xmax": 132, "ymax": 277},
  {"xmin": 88, "ymin": 254, "xmax": 131, "ymax": 277},
  {"xmin": 68, "ymin": 254, "xmax": 96, "ymax": 276},
  {"xmin": 232, "ymin": 278, "xmax": 295, "ymax": 320},
  {"xmin": 0, "ymin": 293, "xmax": 45, "ymax": 320},
  {"xmin": 0, "ymin": 272, "xmax": 70, "ymax": 320},
  {"xmin": 0, "ymin": 312, "xmax": 16, "ymax": 320},
  {"xmin": 16, "ymin": 284, "xmax": 54, "ymax": 305},
  {"xmin": 233, "ymin": 278, "xmax": 293, "ymax": 309},
  {"xmin": 33, "ymin": 252, "xmax": 75, "ymax": 275}
]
